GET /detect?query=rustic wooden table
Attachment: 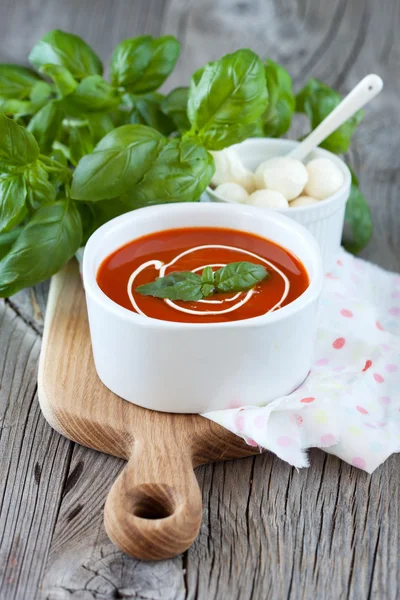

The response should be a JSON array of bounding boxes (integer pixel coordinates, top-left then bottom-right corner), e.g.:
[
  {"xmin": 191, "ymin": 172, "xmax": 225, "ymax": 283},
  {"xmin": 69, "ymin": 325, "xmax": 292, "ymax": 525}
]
[{"xmin": 1, "ymin": 1, "xmax": 399, "ymax": 598}]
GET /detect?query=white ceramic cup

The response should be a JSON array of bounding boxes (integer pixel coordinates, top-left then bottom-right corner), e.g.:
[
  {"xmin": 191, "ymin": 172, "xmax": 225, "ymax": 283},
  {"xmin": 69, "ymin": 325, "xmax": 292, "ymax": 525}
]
[
  {"xmin": 205, "ymin": 138, "xmax": 351, "ymax": 271},
  {"xmin": 83, "ymin": 203, "xmax": 323, "ymax": 414}
]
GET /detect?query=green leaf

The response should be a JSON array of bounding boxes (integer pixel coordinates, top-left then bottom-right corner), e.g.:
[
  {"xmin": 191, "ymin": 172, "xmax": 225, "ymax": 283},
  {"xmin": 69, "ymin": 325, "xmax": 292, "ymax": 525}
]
[
  {"xmin": 0, "ymin": 98, "xmax": 36, "ymax": 116},
  {"xmin": 110, "ymin": 35, "xmax": 180, "ymax": 94},
  {"xmin": 0, "ymin": 64, "xmax": 40, "ymax": 99},
  {"xmin": 0, "ymin": 172, "xmax": 27, "ymax": 232},
  {"xmin": 187, "ymin": 49, "xmax": 268, "ymax": 150},
  {"xmin": 262, "ymin": 60, "xmax": 295, "ymax": 137},
  {"xmin": 64, "ymin": 75, "xmax": 120, "ymax": 114},
  {"xmin": 126, "ymin": 93, "xmax": 175, "ymax": 136},
  {"xmin": 136, "ymin": 271, "xmax": 203, "ymax": 301},
  {"xmin": 296, "ymin": 79, "xmax": 363, "ymax": 154},
  {"xmin": 27, "ymin": 100, "xmax": 64, "ymax": 153},
  {"xmin": 0, "ymin": 200, "xmax": 82, "ymax": 297},
  {"xmin": 40, "ymin": 63, "xmax": 77, "ymax": 97},
  {"xmin": 342, "ymin": 168, "xmax": 372, "ymax": 253},
  {"xmin": 86, "ymin": 113, "xmax": 115, "ymax": 144},
  {"xmin": 71, "ymin": 124, "xmax": 166, "ymax": 201},
  {"xmin": 201, "ymin": 265, "xmax": 214, "ymax": 286},
  {"xmin": 136, "ymin": 261, "xmax": 269, "ymax": 301},
  {"xmin": 214, "ymin": 262, "xmax": 268, "ymax": 292},
  {"xmin": 0, "ymin": 113, "xmax": 39, "ymax": 165},
  {"xmin": 160, "ymin": 87, "xmax": 190, "ymax": 132},
  {"xmin": 30, "ymin": 80, "xmax": 54, "ymax": 104},
  {"xmin": 0, "ymin": 228, "xmax": 22, "ymax": 260},
  {"xmin": 24, "ymin": 161, "xmax": 56, "ymax": 211},
  {"xmin": 128, "ymin": 136, "xmax": 214, "ymax": 208},
  {"xmin": 77, "ymin": 196, "xmax": 130, "ymax": 244},
  {"xmin": 29, "ymin": 30, "xmax": 103, "ymax": 80},
  {"xmin": 68, "ymin": 123, "xmax": 94, "ymax": 165}
]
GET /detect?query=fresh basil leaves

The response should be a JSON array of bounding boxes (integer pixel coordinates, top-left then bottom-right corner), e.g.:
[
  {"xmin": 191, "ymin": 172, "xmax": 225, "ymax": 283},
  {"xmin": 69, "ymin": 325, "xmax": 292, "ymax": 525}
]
[
  {"xmin": 262, "ymin": 60, "xmax": 295, "ymax": 137},
  {"xmin": 187, "ymin": 49, "xmax": 268, "ymax": 150},
  {"xmin": 342, "ymin": 168, "xmax": 372, "ymax": 254},
  {"xmin": 0, "ymin": 113, "xmax": 39, "ymax": 165},
  {"xmin": 0, "ymin": 65, "xmax": 40, "ymax": 99},
  {"xmin": 71, "ymin": 124, "xmax": 166, "ymax": 201},
  {"xmin": 29, "ymin": 30, "xmax": 103, "ymax": 80},
  {"xmin": 0, "ymin": 200, "xmax": 82, "ymax": 297},
  {"xmin": 110, "ymin": 35, "xmax": 180, "ymax": 94},
  {"xmin": 136, "ymin": 262, "xmax": 269, "ymax": 301},
  {"xmin": 0, "ymin": 29, "xmax": 373, "ymax": 298}
]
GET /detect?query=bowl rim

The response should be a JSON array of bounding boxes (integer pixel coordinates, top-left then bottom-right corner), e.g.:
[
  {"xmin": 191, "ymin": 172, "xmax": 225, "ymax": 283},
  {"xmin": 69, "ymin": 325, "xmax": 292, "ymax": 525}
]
[
  {"xmin": 206, "ymin": 137, "xmax": 352, "ymax": 213},
  {"xmin": 83, "ymin": 202, "xmax": 323, "ymax": 330}
]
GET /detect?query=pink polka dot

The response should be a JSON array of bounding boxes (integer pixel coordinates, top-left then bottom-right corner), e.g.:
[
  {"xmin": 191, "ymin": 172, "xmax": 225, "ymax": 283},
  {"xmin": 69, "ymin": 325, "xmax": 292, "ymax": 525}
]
[
  {"xmin": 246, "ymin": 438, "xmax": 258, "ymax": 447},
  {"xmin": 365, "ymin": 423, "xmax": 377, "ymax": 429},
  {"xmin": 300, "ymin": 397, "xmax": 315, "ymax": 403},
  {"xmin": 337, "ymin": 259, "xmax": 343, "ymax": 266},
  {"xmin": 376, "ymin": 320, "xmax": 384, "ymax": 331},
  {"xmin": 326, "ymin": 272, "xmax": 339, "ymax": 280},
  {"xmin": 395, "ymin": 276, "xmax": 400, "ymax": 286},
  {"xmin": 253, "ymin": 415, "xmax": 266, "ymax": 429},
  {"xmin": 356, "ymin": 406, "xmax": 368, "ymax": 415},
  {"xmin": 389, "ymin": 307, "xmax": 400, "ymax": 316},
  {"xmin": 362, "ymin": 360, "xmax": 372, "ymax": 372},
  {"xmin": 277, "ymin": 436, "xmax": 292, "ymax": 447},
  {"xmin": 352, "ymin": 457, "xmax": 366, "ymax": 469},
  {"xmin": 320, "ymin": 434, "xmax": 336, "ymax": 445},
  {"xmin": 392, "ymin": 291, "xmax": 400, "ymax": 299},
  {"xmin": 334, "ymin": 365, "xmax": 346, "ymax": 372},
  {"xmin": 234, "ymin": 413, "xmax": 245, "ymax": 432},
  {"xmin": 295, "ymin": 415, "xmax": 303, "ymax": 426},
  {"xmin": 373, "ymin": 373, "xmax": 384, "ymax": 383},
  {"xmin": 316, "ymin": 358, "xmax": 329, "ymax": 366},
  {"xmin": 386, "ymin": 363, "xmax": 398, "ymax": 373},
  {"xmin": 333, "ymin": 337, "xmax": 346, "ymax": 349},
  {"xmin": 380, "ymin": 396, "xmax": 392, "ymax": 405},
  {"xmin": 340, "ymin": 309, "xmax": 353, "ymax": 318}
]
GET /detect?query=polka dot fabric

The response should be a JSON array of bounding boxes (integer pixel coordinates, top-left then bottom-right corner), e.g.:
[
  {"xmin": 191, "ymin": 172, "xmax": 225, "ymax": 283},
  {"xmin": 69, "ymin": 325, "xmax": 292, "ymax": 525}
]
[{"xmin": 203, "ymin": 250, "xmax": 400, "ymax": 473}]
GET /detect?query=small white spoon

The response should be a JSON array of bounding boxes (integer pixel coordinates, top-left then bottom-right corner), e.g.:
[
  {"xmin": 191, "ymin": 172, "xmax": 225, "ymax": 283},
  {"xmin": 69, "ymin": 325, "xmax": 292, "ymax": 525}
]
[{"xmin": 289, "ymin": 74, "xmax": 383, "ymax": 161}]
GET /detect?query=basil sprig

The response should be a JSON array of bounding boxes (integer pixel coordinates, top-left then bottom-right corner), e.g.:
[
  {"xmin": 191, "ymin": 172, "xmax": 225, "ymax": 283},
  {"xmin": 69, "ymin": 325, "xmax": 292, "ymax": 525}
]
[{"xmin": 136, "ymin": 262, "xmax": 269, "ymax": 302}]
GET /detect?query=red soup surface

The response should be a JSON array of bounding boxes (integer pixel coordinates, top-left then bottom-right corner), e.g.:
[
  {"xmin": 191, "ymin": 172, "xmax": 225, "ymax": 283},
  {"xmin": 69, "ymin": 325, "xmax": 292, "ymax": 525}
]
[{"xmin": 97, "ymin": 227, "xmax": 309, "ymax": 324}]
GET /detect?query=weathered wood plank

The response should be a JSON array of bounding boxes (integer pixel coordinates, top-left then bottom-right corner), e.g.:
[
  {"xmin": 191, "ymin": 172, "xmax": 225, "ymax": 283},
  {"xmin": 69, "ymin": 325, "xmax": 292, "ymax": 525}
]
[
  {"xmin": 41, "ymin": 447, "xmax": 186, "ymax": 600},
  {"xmin": 0, "ymin": 301, "xmax": 73, "ymax": 600}
]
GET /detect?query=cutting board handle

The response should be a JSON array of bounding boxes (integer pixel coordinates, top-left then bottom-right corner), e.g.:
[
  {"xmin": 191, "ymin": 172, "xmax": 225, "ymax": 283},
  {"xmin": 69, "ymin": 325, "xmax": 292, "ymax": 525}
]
[{"xmin": 104, "ymin": 437, "xmax": 203, "ymax": 560}]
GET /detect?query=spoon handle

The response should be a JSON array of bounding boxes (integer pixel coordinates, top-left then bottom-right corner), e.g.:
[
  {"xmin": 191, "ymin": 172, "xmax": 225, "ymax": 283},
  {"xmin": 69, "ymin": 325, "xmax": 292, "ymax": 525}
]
[{"xmin": 290, "ymin": 74, "xmax": 383, "ymax": 162}]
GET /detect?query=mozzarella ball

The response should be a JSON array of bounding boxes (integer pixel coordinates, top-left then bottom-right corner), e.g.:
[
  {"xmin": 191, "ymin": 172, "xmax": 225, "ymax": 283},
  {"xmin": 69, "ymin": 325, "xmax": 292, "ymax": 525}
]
[
  {"xmin": 247, "ymin": 189, "xmax": 289, "ymax": 209},
  {"xmin": 214, "ymin": 182, "xmax": 249, "ymax": 203},
  {"xmin": 290, "ymin": 195, "xmax": 319, "ymax": 207},
  {"xmin": 254, "ymin": 157, "xmax": 308, "ymax": 200},
  {"xmin": 210, "ymin": 148, "xmax": 256, "ymax": 192},
  {"xmin": 304, "ymin": 158, "xmax": 344, "ymax": 200}
]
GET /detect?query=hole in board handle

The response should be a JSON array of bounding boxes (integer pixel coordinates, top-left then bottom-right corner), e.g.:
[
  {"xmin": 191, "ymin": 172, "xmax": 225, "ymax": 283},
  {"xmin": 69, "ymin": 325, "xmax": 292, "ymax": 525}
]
[{"xmin": 130, "ymin": 484, "xmax": 178, "ymax": 520}]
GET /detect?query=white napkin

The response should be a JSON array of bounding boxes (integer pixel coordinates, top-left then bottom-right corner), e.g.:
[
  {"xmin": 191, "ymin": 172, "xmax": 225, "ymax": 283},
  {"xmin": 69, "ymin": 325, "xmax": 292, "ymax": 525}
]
[{"xmin": 202, "ymin": 249, "xmax": 400, "ymax": 473}]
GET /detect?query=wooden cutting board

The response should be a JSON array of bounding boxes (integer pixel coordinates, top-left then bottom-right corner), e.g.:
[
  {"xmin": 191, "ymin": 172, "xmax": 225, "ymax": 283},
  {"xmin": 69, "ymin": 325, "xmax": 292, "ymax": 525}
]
[{"xmin": 38, "ymin": 260, "xmax": 260, "ymax": 561}]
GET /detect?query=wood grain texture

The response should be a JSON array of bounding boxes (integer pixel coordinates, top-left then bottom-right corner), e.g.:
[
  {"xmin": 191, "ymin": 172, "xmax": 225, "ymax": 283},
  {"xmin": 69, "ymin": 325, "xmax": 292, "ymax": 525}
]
[{"xmin": 0, "ymin": 0, "xmax": 399, "ymax": 597}]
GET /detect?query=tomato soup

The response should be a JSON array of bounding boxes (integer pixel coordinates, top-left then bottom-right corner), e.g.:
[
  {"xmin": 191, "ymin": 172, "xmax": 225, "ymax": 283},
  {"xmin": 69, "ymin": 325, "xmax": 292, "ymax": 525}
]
[{"xmin": 96, "ymin": 227, "xmax": 309, "ymax": 324}]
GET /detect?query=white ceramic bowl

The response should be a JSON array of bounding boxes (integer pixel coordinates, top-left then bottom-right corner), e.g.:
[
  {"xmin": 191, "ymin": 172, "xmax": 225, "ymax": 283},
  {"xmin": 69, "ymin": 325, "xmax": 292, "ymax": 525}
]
[
  {"xmin": 205, "ymin": 138, "xmax": 351, "ymax": 271},
  {"xmin": 83, "ymin": 203, "xmax": 323, "ymax": 414}
]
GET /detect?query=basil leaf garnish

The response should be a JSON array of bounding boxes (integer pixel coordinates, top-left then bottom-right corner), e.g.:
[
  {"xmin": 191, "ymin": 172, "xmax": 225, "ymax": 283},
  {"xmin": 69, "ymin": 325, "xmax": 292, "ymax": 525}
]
[
  {"xmin": 136, "ymin": 262, "xmax": 269, "ymax": 302},
  {"xmin": 136, "ymin": 271, "xmax": 204, "ymax": 302},
  {"xmin": 214, "ymin": 262, "xmax": 268, "ymax": 292}
]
